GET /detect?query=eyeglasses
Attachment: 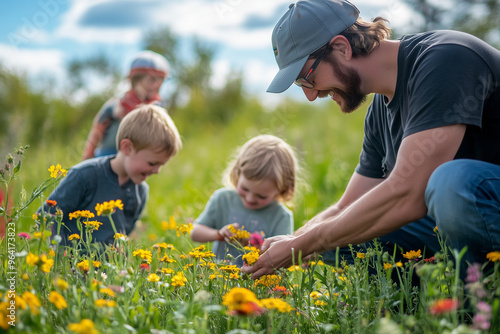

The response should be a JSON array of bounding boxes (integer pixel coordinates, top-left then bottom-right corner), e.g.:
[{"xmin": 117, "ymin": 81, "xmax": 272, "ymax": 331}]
[{"xmin": 294, "ymin": 47, "xmax": 329, "ymax": 89}]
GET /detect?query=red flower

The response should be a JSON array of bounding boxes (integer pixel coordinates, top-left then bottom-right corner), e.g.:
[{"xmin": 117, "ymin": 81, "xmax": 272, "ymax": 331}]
[
  {"xmin": 139, "ymin": 263, "xmax": 150, "ymax": 272},
  {"xmin": 230, "ymin": 301, "xmax": 265, "ymax": 316},
  {"xmin": 250, "ymin": 232, "xmax": 264, "ymax": 249},
  {"xmin": 272, "ymin": 285, "xmax": 289, "ymax": 297},
  {"xmin": 46, "ymin": 199, "xmax": 57, "ymax": 207},
  {"xmin": 429, "ymin": 298, "xmax": 459, "ymax": 315}
]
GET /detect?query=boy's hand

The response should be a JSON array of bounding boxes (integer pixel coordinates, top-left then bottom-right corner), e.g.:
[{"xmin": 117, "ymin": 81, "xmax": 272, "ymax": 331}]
[{"xmin": 218, "ymin": 223, "xmax": 239, "ymax": 242}]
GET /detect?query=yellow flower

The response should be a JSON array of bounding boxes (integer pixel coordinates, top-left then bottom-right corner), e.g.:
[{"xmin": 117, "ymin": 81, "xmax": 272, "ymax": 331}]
[
  {"xmin": 26, "ymin": 253, "xmax": 53, "ymax": 273},
  {"xmin": 99, "ymin": 288, "xmax": 116, "ymax": 297},
  {"xmin": 402, "ymin": 249, "xmax": 422, "ymax": 260},
  {"xmin": 228, "ymin": 224, "xmax": 251, "ymax": 240},
  {"xmin": 69, "ymin": 234, "xmax": 80, "ymax": 241},
  {"xmin": 242, "ymin": 247, "xmax": 260, "ymax": 266},
  {"xmin": 69, "ymin": 210, "xmax": 95, "ymax": 220},
  {"xmin": 219, "ymin": 264, "xmax": 240, "ymax": 275},
  {"xmin": 77, "ymin": 260, "xmax": 101, "ymax": 273},
  {"xmin": 48, "ymin": 164, "xmax": 68, "ymax": 178},
  {"xmin": 222, "ymin": 287, "xmax": 263, "ymax": 316},
  {"xmin": 176, "ymin": 223, "xmax": 193, "ymax": 237},
  {"xmin": 95, "ymin": 199, "xmax": 123, "ymax": 216},
  {"xmin": 487, "ymin": 251, "xmax": 500, "ymax": 262},
  {"xmin": 254, "ymin": 274, "xmax": 281, "ymax": 288},
  {"xmin": 159, "ymin": 254, "xmax": 176, "ymax": 263},
  {"xmin": 54, "ymin": 278, "xmax": 69, "ymax": 290},
  {"xmin": 314, "ymin": 300, "xmax": 328, "ymax": 306},
  {"xmin": 114, "ymin": 233, "xmax": 128, "ymax": 240},
  {"xmin": 161, "ymin": 268, "xmax": 174, "ymax": 275},
  {"xmin": 147, "ymin": 274, "xmax": 160, "ymax": 282},
  {"xmin": 94, "ymin": 299, "xmax": 107, "ymax": 307},
  {"xmin": 26, "ymin": 252, "xmax": 39, "ymax": 266},
  {"xmin": 260, "ymin": 298, "xmax": 292, "ymax": 313},
  {"xmin": 309, "ymin": 291, "xmax": 322, "ymax": 299},
  {"xmin": 48, "ymin": 291, "xmax": 67, "ymax": 310},
  {"xmin": 171, "ymin": 272, "xmax": 187, "ymax": 287},
  {"xmin": 132, "ymin": 249, "xmax": 153, "ymax": 264},
  {"xmin": 396, "ymin": 262, "xmax": 403, "ymax": 267},
  {"xmin": 383, "ymin": 263, "xmax": 393, "ymax": 270},
  {"xmin": 356, "ymin": 252, "xmax": 365, "ymax": 259},
  {"xmin": 21, "ymin": 292, "xmax": 40, "ymax": 315},
  {"xmin": 68, "ymin": 319, "xmax": 98, "ymax": 334},
  {"xmin": 287, "ymin": 265, "xmax": 303, "ymax": 272},
  {"xmin": 83, "ymin": 220, "xmax": 102, "ymax": 231}
]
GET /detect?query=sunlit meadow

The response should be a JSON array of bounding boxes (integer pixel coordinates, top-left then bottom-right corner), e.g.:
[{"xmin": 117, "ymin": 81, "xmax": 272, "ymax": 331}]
[{"xmin": 1, "ymin": 147, "xmax": 499, "ymax": 333}]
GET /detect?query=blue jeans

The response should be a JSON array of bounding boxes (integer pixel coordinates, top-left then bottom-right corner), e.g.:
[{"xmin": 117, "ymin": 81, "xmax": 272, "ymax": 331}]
[{"xmin": 321, "ymin": 159, "xmax": 500, "ymax": 281}]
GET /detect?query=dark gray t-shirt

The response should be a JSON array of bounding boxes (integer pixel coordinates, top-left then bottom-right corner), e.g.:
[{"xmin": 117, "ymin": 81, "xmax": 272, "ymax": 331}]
[
  {"xmin": 356, "ymin": 30, "xmax": 500, "ymax": 178},
  {"xmin": 41, "ymin": 155, "xmax": 148, "ymax": 245},
  {"xmin": 195, "ymin": 188, "xmax": 293, "ymax": 266}
]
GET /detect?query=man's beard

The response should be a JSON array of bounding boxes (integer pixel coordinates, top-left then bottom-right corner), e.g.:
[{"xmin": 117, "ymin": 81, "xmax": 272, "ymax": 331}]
[{"xmin": 329, "ymin": 58, "xmax": 366, "ymax": 113}]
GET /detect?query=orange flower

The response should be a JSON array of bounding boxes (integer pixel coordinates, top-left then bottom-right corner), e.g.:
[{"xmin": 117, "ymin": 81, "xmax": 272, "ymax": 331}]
[
  {"xmin": 46, "ymin": 199, "xmax": 57, "ymax": 207},
  {"xmin": 429, "ymin": 298, "xmax": 459, "ymax": 315}
]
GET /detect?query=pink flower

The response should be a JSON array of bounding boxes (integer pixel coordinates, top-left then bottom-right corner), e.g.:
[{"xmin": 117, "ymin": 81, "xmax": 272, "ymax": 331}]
[
  {"xmin": 18, "ymin": 232, "xmax": 30, "ymax": 240},
  {"xmin": 250, "ymin": 232, "xmax": 264, "ymax": 249},
  {"xmin": 465, "ymin": 263, "xmax": 482, "ymax": 283}
]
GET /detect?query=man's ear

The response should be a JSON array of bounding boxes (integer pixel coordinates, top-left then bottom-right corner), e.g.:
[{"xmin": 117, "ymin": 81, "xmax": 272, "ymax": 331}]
[
  {"xmin": 119, "ymin": 139, "xmax": 134, "ymax": 155},
  {"xmin": 328, "ymin": 35, "xmax": 352, "ymax": 61}
]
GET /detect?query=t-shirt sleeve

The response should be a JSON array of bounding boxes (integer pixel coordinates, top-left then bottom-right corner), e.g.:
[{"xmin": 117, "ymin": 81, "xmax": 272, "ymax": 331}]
[
  {"xmin": 194, "ymin": 190, "xmax": 222, "ymax": 229},
  {"xmin": 403, "ymin": 45, "xmax": 487, "ymax": 137},
  {"xmin": 356, "ymin": 97, "xmax": 387, "ymax": 178}
]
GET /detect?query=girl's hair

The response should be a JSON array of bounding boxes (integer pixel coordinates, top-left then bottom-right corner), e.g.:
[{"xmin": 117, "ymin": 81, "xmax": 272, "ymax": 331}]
[
  {"xmin": 224, "ymin": 134, "xmax": 298, "ymax": 202},
  {"xmin": 116, "ymin": 104, "xmax": 182, "ymax": 157},
  {"xmin": 310, "ymin": 16, "xmax": 392, "ymax": 58}
]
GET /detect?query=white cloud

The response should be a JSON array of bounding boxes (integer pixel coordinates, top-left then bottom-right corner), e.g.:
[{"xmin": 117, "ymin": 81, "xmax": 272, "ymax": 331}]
[{"xmin": 0, "ymin": 44, "xmax": 65, "ymax": 79}]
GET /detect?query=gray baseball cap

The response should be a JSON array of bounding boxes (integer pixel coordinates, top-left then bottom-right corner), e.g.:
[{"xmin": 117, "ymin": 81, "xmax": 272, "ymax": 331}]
[{"xmin": 267, "ymin": 0, "xmax": 359, "ymax": 93}]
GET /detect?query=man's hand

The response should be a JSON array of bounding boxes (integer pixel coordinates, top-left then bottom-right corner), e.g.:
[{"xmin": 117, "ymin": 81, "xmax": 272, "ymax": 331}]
[{"xmin": 241, "ymin": 235, "xmax": 297, "ymax": 279}]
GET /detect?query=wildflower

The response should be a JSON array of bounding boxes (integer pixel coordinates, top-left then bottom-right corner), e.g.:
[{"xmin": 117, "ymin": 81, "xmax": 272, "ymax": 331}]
[
  {"xmin": 260, "ymin": 298, "xmax": 292, "ymax": 313},
  {"xmin": 395, "ymin": 262, "xmax": 403, "ymax": 267},
  {"xmin": 250, "ymin": 232, "xmax": 264, "ymax": 249},
  {"xmin": 472, "ymin": 301, "xmax": 492, "ymax": 330},
  {"xmin": 222, "ymin": 287, "xmax": 264, "ymax": 316},
  {"xmin": 46, "ymin": 199, "xmax": 57, "ymax": 207},
  {"xmin": 162, "ymin": 216, "xmax": 177, "ymax": 230},
  {"xmin": 48, "ymin": 164, "xmax": 68, "ymax": 178},
  {"xmin": 219, "ymin": 264, "xmax": 240, "ymax": 275},
  {"xmin": 33, "ymin": 231, "xmax": 50, "ymax": 240},
  {"xmin": 68, "ymin": 319, "xmax": 98, "ymax": 334},
  {"xmin": 22, "ymin": 273, "xmax": 29, "ymax": 281},
  {"xmin": 26, "ymin": 253, "xmax": 54, "ymax": 273},
  {"xmin": 69, "ymin": 234, "xmax": 80, "ymax": 241},
  {"xmin": 21, "ymin": 292, "xmax": 41, "ymax": 315},
  {"xmin": 48, "ymin": 291, "xmax": 67, "ymax": 310},
  {"xmin": 242, "ymin": 247, "xmax": 260, "ymax": 266},
  {"xmin": 429, "ymin": 298, "xmax": 459, "ymax": 315},
  {"xmin": 254, "ymin": 274, "xmax": 281, "ymax": 288},
  {"xmin": 17, "ymin": 232, "xmax": 30, "ymax": 240},
  {"xmin": 54, "ymin": 278, "xmax": 69, "ymax": 290},
  {"xmin": 176, "ymin": 223, "xmax": 193, "ymax": 236},
  {"xmin": 310, "ymin": 291, "xmax": 322, "ymax": 299},
  {"xmin": 424, "ymin": 256, "xmax": 435, "ymax": 263},
  {"xmin": 76, "ymin": 260, "xmax": 101, "ymax": 273},
  {"xmin": 383, "ymin": 263, "xmax": 393, "ymax": 270},
  {"xmin": 83, "ymin": 220, "xmax": 102, "ymax": 232},
  {"xmin": 272, "ymin": 286, "xmax": 289, "ymax": 297},
  {"xmin": 486, "ymin": 251, "xmax": 500, "ymax": 262},
  {"xmin": 402, "ymin": 249, "xmax": 422, "ymax": 260},
  {"xmin": 152, "ymin": 242, "xmax": 168, "ymax": 250},
  {"xmin": 314, "ymin": 300, "xmax": 328, "ymax": 306},
  {"xmin": 69, "ymin": 210, "xmax": 95, "ymax": 220},
  {"xmin": 433, "ymin": 226, "xmax": 439, "ymax": 233},
  {"xmin": 99, "ymin": 288, "xmax": 116, "ymax": 297},
  {"xmin": 228, "ymin": 224, "xmax": 250, "ymax": 240},
  {"xmin": 161, "ymin": 268, "xmax": 174, "ymax": 275},
  {"xmin": 356, "ymin": 252, "xmax": 365, "ymax": 259},
  {"xmin": 139, "ymin": 263, "xmax": 150, "ymax": 271},
  {"xmin": 288, "ymin": 265, "xmax": 303, "ymax": 272},
  {"xmin": 159, "ymin": 254, "xmax": 176, "ymax": 263},
  {"xmin": 95, "ymin": 199, "xmax": 123, "ymax": 216},
  {"xmin": 147, "ymin": 273, "xmax": 160, "ymax": 282},
  {"xmin": 133, "ymin": 249, "xmax": 152, "ymax": 263},
  {"xmin": 171, "ymin": 272, "xmax": 187, "ymax": 287},
  {"xmin": 465, "ymin": 263, "xmax": 482, "ymax": 283}
]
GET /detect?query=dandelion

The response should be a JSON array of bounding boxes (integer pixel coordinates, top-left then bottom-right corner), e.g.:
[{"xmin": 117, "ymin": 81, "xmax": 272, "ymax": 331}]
[
  {"xmin": 48, "ymin": 291, "xmax": 67, "ymax": 310},
  {"xmin": 69, "ymin": 210, "xmax": 95, "ymax": 220},
  {"xmin": 46, "ymin": 199, "xmax": 57, "ymax": 207},
  {"xmin": 95, "ymin": 199, "xmax": 123, "ymax": 216},
  {"xmin": 69, "ymin": 234, "xmax": 80, "ymax": 241},
  {"xmin": 260, "ymin": 298, "xmax": 292, "ymax": 313},
  {"xmin": 68, "ymin": 319, "xmax": 98, "ymax": 334},
  {"xmin": 222, "ymin": 287, "xmax": 264, "ymax": 316},
  {"xmin": 147, "ymin": 273, "xmax": 160, "ymax": 282},
  {"xmin": 429, "ymin": 298, "xmax": 459, "ymax": 315},
  {"xmin": 402, "ymin": 249, "xmax": 422, "ymax": 260},
  {"xmin": 171, "ymin": 272, "xmax": 188, "ymax": 287},
  {"xmin": 48, "ymin": 164, "xmax": 68, "ymax": 178},
  {"xmin": 486, "ymin": 251, "xmax": 500, "ymax": 262}
]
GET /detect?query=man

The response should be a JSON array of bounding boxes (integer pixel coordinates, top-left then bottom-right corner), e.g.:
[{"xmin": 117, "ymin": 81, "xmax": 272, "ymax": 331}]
[{"xmin": 241, "ymin": 0, "xmax": 500, "ymax": 280}]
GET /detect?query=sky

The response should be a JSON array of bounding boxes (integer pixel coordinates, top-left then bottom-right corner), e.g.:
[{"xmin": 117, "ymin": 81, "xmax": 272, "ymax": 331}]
[{"xmin": 0, "ymin": 0, "xmax": 416, "ymax": 105}]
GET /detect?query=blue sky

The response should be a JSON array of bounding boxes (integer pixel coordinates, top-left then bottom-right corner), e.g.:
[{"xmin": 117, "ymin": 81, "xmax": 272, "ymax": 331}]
[{"xmin": 0, "ymin": 0, "xmax": 415, "ymax": 104}]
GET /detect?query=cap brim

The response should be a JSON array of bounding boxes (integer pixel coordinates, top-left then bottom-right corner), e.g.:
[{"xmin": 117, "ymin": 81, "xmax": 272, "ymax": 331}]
[{"xmin": 266, "ymin": 55, "xmax": 309, "ymax": 93}]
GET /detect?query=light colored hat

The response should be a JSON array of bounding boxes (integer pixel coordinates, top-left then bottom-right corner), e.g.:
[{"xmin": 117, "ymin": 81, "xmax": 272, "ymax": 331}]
[
  {"xmin": 267, "ymin": 0, "xmax": 359, "ymax": 93},
  {"xmin": 129, "ymin": 50, "xmax": 170, "ymax": 78}
]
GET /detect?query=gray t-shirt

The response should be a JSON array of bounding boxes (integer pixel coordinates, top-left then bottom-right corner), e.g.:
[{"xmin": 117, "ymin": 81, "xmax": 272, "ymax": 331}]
[
  {"xmin": 40, "ymin": 155, "xmax": 148, "ymax": 245},
  {"xmin": 356, "ymin": 30, "xmax": 500, "ymax": 178},
  {"xmin": 194, "ymin": 188, "xmax": 293, "ymax": 266}
]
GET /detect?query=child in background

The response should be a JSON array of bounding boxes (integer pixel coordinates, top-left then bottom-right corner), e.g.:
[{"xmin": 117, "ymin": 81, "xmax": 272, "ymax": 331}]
[
  {"xmin": 190, "ymin": 134, "xmax": 299, "ymax": 266},
  {"xmin": 82, "ymin": 50, "xmax": 170, "ymax": 160},
  {"xmin": 40, "ymin": 105, "xmax": 182, "ymax": 246}
]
